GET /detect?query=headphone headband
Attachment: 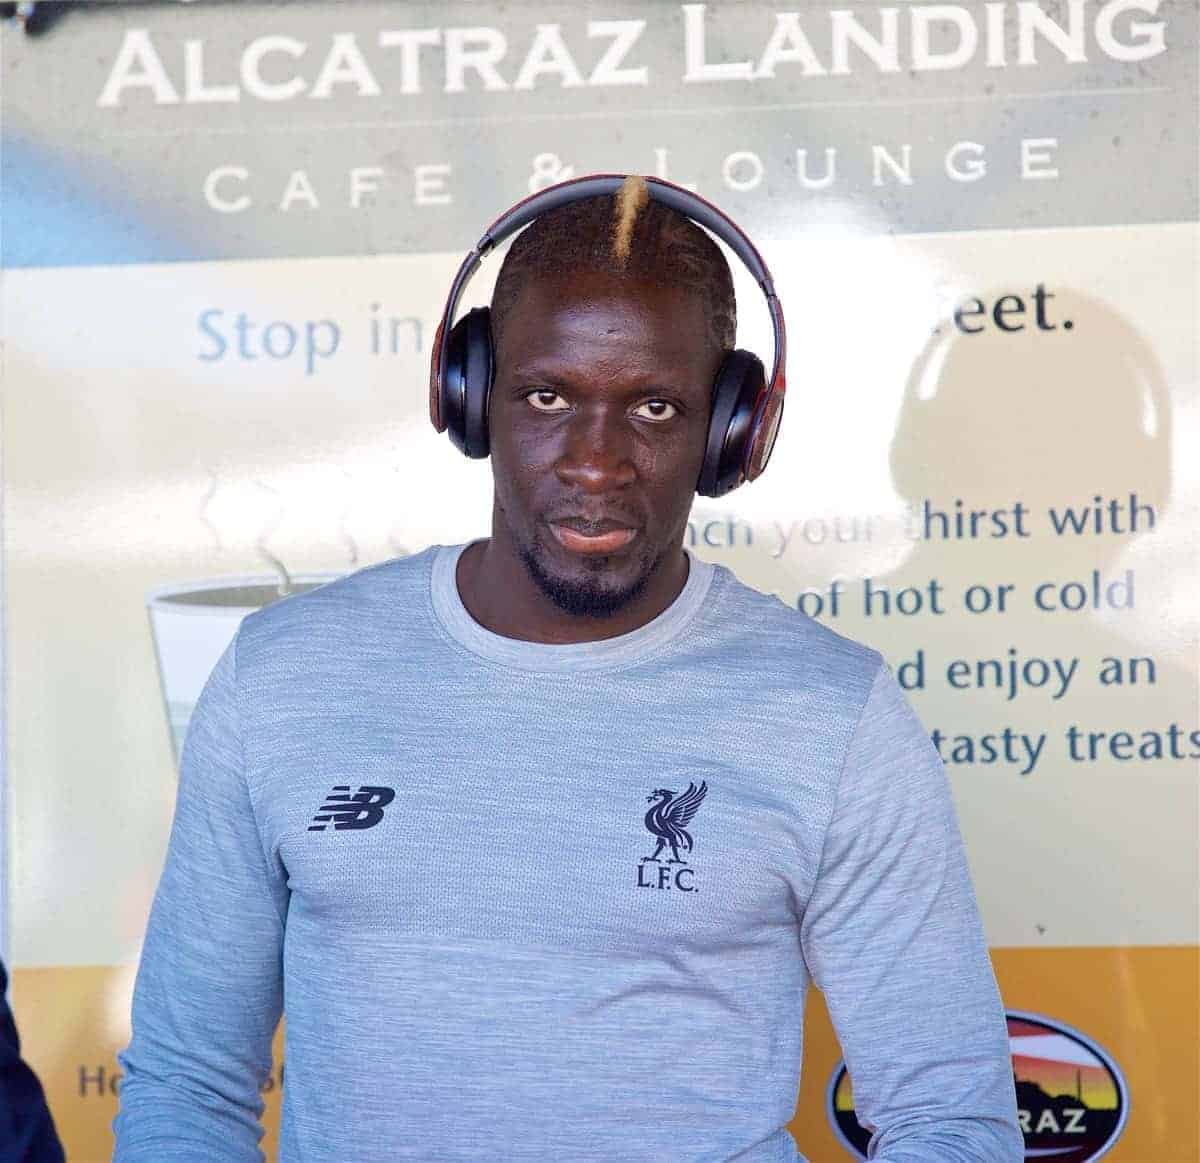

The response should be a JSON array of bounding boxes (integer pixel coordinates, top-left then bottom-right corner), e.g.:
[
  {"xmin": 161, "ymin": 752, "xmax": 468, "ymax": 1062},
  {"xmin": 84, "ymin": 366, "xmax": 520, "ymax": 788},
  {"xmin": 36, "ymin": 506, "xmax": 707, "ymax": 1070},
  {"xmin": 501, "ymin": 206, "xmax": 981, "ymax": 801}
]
[{"xmin": 429, "ymin": 173, "xmax": 787, "ymax": 488}]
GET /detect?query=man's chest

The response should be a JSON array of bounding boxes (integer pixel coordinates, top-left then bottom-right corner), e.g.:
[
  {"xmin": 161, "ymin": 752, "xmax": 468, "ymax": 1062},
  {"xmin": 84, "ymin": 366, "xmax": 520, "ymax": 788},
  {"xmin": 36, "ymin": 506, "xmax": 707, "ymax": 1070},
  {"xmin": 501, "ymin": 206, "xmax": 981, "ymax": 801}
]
[{"xmin": 248, "ymin": 685, "xmax": 836, "ymax": 952}]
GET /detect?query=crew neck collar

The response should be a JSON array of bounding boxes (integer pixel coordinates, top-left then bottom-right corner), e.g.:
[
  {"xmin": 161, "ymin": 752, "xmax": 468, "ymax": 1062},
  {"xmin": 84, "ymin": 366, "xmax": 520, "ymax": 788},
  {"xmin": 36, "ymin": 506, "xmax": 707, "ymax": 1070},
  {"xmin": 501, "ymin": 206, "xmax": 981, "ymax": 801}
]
[{"xmin": 429, "ymin": 541, "xmax": 716, "ymax": 674}]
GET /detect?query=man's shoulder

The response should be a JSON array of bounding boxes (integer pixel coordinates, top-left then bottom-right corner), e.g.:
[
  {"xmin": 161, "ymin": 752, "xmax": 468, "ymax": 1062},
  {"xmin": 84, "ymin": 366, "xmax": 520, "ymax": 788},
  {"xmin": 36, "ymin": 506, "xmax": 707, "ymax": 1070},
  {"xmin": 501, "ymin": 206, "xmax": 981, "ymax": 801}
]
[
  {"xmin": 708, "ymin": 562, "xmax": 883, "ymax": 699},
  {"xmin": 235, "ymin": 545, "xmax": 440, "ymax": 664}
]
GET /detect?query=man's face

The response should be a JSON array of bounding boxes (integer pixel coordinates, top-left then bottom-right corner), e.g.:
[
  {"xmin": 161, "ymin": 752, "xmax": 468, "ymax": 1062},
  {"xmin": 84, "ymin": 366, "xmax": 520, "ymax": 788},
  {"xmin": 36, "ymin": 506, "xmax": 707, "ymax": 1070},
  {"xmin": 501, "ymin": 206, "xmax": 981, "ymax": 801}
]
[{"xmin": 488, "ymin": 271, "xmax": 722, "ymax": 618}]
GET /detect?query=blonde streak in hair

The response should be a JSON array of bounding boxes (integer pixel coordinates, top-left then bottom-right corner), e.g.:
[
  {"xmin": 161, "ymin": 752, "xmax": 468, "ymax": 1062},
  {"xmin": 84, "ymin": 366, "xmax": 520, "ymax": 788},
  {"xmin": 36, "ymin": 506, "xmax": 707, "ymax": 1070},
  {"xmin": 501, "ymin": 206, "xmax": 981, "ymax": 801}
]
[{"xmin": 611, "ymin": 175, "xmax": 650, "ymax": 266}]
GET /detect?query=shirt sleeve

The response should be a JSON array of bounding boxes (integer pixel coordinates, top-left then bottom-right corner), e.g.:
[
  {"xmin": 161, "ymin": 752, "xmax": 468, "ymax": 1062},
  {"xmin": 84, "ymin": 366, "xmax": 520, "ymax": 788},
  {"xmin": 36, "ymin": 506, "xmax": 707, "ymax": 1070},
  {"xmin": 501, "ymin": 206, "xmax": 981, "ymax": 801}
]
[
  {"xmin": 113, "ymin": 630, "xmax": 287, "ymax": 1162},
  {"xmin": 799, "ymin": 662, "xmax": 1022, "ymax": 1162}
]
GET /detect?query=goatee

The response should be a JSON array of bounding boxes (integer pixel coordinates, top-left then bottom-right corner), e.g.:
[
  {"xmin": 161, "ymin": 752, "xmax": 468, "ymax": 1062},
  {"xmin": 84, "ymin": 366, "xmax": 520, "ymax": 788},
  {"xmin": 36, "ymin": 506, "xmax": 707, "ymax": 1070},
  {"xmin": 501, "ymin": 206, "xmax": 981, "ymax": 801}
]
[{"xmin": 517, "ymin": 540, "xmax": 659, "ymax": 619}]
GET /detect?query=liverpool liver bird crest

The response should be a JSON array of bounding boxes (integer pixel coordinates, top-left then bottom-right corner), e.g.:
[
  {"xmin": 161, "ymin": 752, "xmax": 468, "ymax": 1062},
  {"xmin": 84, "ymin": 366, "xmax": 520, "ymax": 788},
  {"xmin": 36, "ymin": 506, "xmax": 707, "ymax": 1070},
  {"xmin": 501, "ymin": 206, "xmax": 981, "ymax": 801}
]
[{"xmin": 642, "ymin": 781, "xmax": 707, "ymax": 864}]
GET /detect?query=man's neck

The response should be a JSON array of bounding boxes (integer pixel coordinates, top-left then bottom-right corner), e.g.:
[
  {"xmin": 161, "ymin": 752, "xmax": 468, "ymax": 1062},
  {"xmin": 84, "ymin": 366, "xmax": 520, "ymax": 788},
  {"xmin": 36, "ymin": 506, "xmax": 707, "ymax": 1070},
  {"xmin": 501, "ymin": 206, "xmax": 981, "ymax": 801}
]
[{"xmin": 454, "ymin": 536, "xmax": 689, "ymax": 645}]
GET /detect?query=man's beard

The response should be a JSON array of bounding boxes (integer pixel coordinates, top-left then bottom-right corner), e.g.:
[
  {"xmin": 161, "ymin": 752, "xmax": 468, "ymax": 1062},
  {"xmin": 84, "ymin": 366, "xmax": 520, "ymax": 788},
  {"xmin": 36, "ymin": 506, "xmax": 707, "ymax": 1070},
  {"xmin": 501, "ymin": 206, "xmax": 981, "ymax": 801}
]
[{"xmin": 517, "ymin": 536, "xmax": 662, "ymax": 619}]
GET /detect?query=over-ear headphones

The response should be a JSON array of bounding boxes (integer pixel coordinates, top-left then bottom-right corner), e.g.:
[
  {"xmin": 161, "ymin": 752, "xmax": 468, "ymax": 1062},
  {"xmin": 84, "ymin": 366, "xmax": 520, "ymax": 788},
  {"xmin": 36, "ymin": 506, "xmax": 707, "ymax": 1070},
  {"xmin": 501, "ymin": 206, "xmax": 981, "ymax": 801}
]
[{"xmin": 428, "ymin": 173, "xmax": 787, "ymax": 498}]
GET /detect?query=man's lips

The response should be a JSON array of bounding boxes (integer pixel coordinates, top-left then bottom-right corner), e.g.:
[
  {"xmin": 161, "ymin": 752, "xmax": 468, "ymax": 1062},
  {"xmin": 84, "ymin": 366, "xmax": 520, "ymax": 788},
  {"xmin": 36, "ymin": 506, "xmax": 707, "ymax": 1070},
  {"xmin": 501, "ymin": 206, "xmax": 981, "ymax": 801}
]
[{"xmin": 547, "ymin": 517, "xmax": 639, "ymax": 555}]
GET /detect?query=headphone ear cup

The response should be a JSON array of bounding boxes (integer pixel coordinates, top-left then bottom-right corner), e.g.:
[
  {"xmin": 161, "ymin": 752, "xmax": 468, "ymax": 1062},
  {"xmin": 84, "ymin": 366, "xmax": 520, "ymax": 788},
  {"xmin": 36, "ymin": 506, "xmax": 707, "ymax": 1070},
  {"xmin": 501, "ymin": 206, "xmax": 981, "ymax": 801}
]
[
  {"xmin": 443, "ymin": 307, "xmax": 494, "ymax": 459},
  {"xmin": 697, "ymin": 349, "xmax": 766, "ymax": 498}
]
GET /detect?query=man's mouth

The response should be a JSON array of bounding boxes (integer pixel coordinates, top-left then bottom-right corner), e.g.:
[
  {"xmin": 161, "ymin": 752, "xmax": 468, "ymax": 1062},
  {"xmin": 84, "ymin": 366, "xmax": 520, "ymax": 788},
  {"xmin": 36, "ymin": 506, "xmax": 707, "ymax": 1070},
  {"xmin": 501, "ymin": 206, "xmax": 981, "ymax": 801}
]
[{"xmin": 547, "ymin": 517, "xmax": 639, "ymax": 555}]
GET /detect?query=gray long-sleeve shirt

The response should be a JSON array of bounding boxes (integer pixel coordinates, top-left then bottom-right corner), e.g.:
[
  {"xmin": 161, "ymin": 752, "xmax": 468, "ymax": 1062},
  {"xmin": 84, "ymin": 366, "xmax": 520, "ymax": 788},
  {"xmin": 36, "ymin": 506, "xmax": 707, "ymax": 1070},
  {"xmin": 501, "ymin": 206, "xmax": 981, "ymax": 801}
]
[{"xmin": 114, "ymin": 542, "xmax": 1021, "ymax": 1161}]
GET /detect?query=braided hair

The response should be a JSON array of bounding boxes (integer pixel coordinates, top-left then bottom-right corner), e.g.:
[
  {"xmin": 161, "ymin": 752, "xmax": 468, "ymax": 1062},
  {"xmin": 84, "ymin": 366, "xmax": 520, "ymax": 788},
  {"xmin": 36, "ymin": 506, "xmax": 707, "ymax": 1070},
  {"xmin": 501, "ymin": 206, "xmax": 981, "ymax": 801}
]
[{"xmin": 490, "ymin": 176, "xmax": 736, "ymax": 358}]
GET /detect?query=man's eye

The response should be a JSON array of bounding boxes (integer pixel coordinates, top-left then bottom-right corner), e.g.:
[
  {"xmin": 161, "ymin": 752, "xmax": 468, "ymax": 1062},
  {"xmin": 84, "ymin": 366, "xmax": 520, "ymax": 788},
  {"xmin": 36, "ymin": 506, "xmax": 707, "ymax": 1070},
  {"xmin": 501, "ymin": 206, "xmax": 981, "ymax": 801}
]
[
  {"xmin": 525, "ymin": 389, "xmax": 569, "ymax": 412},
  {"xmin": 633, "ymin": 400, "xmax": 678, "ymax": 421}
]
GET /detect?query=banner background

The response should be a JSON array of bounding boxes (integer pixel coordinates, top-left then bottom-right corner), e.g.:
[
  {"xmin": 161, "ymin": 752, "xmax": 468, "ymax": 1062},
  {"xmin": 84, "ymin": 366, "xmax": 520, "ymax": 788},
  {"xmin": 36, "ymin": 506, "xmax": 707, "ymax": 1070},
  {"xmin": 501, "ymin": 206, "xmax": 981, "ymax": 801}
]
[{"xmin": 2, "ymin": 3, "xmax": 1196, "ymax": 1159}]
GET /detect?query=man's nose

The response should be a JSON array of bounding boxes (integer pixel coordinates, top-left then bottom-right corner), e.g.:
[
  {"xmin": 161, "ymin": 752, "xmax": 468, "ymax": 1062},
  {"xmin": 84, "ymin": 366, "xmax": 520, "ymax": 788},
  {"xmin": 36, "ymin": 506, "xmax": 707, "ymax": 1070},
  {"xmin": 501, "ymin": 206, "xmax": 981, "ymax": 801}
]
[{"xmin": 554, "ymin": 409, "xmax": 637, "ymax": 492}]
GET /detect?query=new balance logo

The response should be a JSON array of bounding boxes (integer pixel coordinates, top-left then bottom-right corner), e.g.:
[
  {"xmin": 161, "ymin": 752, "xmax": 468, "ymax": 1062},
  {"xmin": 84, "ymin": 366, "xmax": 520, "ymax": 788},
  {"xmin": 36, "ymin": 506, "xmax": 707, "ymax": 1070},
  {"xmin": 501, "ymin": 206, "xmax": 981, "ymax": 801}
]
[{"xmin": 308, "ymin": 785, "xmax": 395, "ymax": 832}]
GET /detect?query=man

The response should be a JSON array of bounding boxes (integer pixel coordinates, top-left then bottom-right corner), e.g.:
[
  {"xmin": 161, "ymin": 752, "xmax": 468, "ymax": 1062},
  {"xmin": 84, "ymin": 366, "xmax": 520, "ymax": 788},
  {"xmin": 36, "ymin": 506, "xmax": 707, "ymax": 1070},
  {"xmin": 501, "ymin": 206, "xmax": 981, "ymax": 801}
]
[
  {"xmin": 0, "ymin": 960, "xmax": 65, "ymax": 1161},
  {"xmin": 114, "ymin": 176, "xmax": 1021, "ymax": 1160}
]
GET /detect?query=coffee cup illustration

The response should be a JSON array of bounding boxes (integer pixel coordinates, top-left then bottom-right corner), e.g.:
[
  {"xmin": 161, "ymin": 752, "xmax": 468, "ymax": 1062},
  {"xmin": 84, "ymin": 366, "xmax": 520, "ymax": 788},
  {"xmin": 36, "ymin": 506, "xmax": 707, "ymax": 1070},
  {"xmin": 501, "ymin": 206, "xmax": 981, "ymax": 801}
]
[{"xmin": 146, "ymin": 573, "xmax": 344, "ymax": 766}]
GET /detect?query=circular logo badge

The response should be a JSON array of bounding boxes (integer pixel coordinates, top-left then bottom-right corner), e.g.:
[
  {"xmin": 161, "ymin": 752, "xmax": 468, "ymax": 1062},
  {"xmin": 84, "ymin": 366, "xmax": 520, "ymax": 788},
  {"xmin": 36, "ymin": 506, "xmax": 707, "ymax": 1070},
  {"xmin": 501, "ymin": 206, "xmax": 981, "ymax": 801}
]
[{"xmin": 826, "ymin": 1010, "xmax": 1129, "ymax": 1161}]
